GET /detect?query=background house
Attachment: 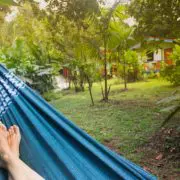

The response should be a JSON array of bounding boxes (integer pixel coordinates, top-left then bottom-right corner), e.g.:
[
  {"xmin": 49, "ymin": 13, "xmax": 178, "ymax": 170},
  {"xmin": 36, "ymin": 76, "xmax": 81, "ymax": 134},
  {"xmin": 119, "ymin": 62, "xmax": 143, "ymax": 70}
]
[{"xmin": 132, "ymin": 37, "xmax": 175, "ymax": 74}]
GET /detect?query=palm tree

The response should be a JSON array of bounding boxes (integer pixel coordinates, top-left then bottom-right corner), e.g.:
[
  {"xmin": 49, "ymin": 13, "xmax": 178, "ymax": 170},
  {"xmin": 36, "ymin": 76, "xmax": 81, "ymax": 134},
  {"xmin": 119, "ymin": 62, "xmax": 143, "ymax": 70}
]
[{"xmin": 88, "ymin": 0, "xmax": 121, "ymax": 101}]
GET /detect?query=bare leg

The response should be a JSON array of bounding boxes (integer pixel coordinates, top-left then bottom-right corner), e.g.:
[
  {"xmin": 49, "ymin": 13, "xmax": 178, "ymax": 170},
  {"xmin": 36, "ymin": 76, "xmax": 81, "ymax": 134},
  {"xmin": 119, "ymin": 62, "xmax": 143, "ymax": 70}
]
[
  {"xmin": 0, "ymin": 123, "xmax": 8, "ymax": 168},
  {"xmin": 7, "ymin": 156, "xmax": 44, "ymax": 180},
  {"xmin": 0, "ymin": 124, "xmax": 44, "ymax": 180}
]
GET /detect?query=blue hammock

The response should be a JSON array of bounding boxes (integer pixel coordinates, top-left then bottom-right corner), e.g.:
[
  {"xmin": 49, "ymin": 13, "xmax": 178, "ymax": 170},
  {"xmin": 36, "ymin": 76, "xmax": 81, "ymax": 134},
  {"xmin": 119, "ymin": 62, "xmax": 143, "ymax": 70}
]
[{"xmin": 0, "ymin": 64, "xmax": 156, "ymax": 180}]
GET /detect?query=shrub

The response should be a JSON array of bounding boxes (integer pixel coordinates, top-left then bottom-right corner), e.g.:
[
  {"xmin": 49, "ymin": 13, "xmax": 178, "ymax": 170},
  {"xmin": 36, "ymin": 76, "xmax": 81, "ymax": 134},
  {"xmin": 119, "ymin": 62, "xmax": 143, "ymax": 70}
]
[
  {"xmin": 161, "ymin": 45, "xmax": 180, "ymax": 86},
  {"xmin": 43, "ymin": 91, "xmax": 63, "ymax": 101}
]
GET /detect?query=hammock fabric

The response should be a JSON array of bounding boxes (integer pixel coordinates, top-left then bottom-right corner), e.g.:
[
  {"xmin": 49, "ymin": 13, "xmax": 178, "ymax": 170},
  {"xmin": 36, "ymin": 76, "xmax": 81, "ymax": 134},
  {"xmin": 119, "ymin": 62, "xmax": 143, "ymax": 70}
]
[{"xmin": 0, "ymin": 64, "xmax": 156, "ymax": 180}]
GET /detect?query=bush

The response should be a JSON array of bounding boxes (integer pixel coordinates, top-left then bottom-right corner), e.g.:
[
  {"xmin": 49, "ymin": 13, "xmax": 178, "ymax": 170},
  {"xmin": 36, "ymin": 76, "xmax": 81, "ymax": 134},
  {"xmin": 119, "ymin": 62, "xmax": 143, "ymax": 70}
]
[
  {"xmin": 161, "ymin": 45, "xmax": 180, "ymax": 86},
  {"xmin": 43, "ymin": 91, "xmax": 63, "ymax": 101},
  {"xmin": 124, "ymin": 50, "xmax": 143, "ymax": 82}
]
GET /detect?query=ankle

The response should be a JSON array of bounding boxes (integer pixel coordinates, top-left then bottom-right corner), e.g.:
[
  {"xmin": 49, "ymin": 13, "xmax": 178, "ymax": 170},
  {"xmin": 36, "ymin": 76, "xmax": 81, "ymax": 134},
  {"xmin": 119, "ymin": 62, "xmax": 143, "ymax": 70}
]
[{"xmin": 4, "ymin": 153, "xmax": 19, "ymax": 170}]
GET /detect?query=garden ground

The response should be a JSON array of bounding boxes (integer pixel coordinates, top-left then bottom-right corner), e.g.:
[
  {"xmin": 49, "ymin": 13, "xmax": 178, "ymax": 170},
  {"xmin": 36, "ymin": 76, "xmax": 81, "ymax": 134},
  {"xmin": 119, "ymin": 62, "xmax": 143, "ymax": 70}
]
[{"xmin": 44, "ymin": 79, "xmax": 180, "ymax": 179}]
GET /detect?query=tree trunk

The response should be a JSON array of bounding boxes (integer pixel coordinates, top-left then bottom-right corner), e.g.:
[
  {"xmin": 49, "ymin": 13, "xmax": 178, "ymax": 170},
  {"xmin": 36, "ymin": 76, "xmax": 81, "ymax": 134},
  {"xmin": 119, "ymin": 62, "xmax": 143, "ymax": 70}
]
[
  {"xmin": 123, "ymin": 54, "xmax": 127, "ymax": 90},
  {"xmin": 86, "ymin": 76, "xmax": 94, "ymax": 106},
  {"xmin": 101, "ymin": 84, "xmax": 105, "ymax": 100},
  {"xmin": 72, "ymin": 74, "xmax": 79, "ymax": 92},
  {"xmin": 80, "ymin": 80, "xmax": 84, "ymax": 91},
  {"xmin": 68, "ymin": 79, "xmax": 71, "ymax": 89},
  {"xmin": 88, "ymin": 84, "xmax": 94, "ymax": 106},
  {"xmin": 134, "ymin": 68, "xmax": 136, "ymax": 82},
  {"xmin": 104, "ymin": 36, "xmax": 108, "ymax": 102},
  {"xmin": 79, "ymin": 70, "xmax": 85, "ymax": 91}
]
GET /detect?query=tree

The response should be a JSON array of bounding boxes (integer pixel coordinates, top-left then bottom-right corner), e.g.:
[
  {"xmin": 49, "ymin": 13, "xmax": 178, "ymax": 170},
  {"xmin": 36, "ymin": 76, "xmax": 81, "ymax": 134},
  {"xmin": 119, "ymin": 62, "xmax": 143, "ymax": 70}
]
[
  {"xmin": 0, "ymin": 39, "xmax": 35, "ymax": 74},
  {"xmin": 91, "ymin": 1, "xmax": 130, "ymax": 101},
  {"xmin": 100, "ymin": 1, "xmax": 122, "ymax": 101},
  {"xmin": 0, "ymin": 0, "xmax": 18, "ymax": 25},
  {"xmin": 129, "ymin": 0, "xmax": 180, "ymax": 38},
  {"xmin": 0, "ymin": 2, "xmax": 62, "ymax": 93},
  {"xmin": 0, "ymin": 0, "xmax": 137, "ymax": 98},
  {"xmin": 105, "ymin": 5, "xmax": 136, "ymax": 90},
  {"xmin": 59, "ymin": 17, "xmax": 101, "ymax": 104},
  {"xmin": 46, "ymin": 0, "xmax": 99, "ymax": 26}
]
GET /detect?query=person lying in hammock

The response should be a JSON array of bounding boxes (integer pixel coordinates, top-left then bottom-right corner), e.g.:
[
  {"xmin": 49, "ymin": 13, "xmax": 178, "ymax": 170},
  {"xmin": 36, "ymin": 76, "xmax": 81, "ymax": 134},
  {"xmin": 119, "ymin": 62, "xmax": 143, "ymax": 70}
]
[{"xmin": 0, "ymin": 122, "xmax": 44, "ymax": 180}]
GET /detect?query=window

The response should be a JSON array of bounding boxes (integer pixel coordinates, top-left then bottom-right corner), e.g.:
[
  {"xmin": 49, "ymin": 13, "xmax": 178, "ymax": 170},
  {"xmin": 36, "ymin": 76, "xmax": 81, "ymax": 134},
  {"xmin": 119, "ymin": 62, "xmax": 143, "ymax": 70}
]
[{"xmin": 146, "ymin": 51, "xmax": 153, "ymax": 62}]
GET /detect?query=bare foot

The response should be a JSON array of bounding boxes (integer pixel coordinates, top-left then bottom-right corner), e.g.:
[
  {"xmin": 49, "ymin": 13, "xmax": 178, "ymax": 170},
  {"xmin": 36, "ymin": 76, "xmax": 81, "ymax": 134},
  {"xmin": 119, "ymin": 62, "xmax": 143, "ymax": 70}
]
[
  {"xmin": 8, "ymin": 125, "xmax": 21, "ymax": 157},
  {"xmin": 0, "ymin": 123, "xmax": 12, "ymax": 168},
  {"xmin": 6, "ymin": 126, "xmax": 21, "ymax": 180}
]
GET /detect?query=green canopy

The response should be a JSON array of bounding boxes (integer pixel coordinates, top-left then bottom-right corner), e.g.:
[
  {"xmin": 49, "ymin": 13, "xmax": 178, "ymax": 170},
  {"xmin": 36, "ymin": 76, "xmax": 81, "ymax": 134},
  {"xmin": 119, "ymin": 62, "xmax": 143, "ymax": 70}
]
[{"xmin": 0, "ymin": 0, "xmax": 18, "ymax": 6}]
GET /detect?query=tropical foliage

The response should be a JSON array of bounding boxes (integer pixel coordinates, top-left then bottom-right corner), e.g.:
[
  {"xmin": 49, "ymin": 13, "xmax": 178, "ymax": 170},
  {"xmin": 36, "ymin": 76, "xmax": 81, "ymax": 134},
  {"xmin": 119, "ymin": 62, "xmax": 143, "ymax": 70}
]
[
  {"xmin": 157, "ymin": 91, "xmax": 180, "ymax": 126},
  {"xmin": 129, "ymin": 0, "xmax": 180, "ymax": 38},
  {"xmin": 0, "ymin": 0, "xmax": 179, "ymax": 103},
  {"xmin": 0, "ymin": 0, "xmax": 138, "ymax": 103},
  {"xmin": 0, "ymin": 1, "xmax": 179, "ymax": 177},
  {"xmin": 161, "ymin": 45, "xmax": 180, "ymax": 86}
]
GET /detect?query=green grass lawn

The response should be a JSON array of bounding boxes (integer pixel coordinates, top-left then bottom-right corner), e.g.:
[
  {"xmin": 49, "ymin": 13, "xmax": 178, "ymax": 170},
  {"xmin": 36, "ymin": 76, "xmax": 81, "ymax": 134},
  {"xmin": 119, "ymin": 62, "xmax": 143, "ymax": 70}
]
[{"xmin": 46, "ymin": 79, "xmax": 179, "ymax": 165}]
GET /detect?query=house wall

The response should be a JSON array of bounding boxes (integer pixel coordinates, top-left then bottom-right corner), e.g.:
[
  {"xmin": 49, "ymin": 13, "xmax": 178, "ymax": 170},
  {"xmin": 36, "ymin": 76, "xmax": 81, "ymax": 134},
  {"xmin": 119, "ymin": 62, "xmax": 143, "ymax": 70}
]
[
  {"xmin": 53, "ymin": 76, "xmax": 69, "ymax": 90},
  {"xmin": 152, "ymin": 46, "xmax": 173, "ymax": 63},
  {"xmin": 137, "ymin": 48, "xmax": 174, "ymax": 73},
  {"xmin": 144, "ymin": 48, "xmax": 173, "ymax": 73},
  {"xmin": 132, "ymin": 39, "xmax": 175, "ymax": 74},
  {"xmin": 153, "ymin": 49, "xmax": 162, "ymax": 61}
]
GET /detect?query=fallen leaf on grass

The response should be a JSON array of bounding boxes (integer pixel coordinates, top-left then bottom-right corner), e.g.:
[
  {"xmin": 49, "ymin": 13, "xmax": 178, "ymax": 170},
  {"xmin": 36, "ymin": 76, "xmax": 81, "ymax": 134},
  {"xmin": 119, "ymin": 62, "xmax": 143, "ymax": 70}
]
[
  {"xmin": 155, "ymin": 153, "xmax": 163, "ymax": 160},
  {"xmin": 143, "ymin": 166, "xmax": 153, "ymax": 173}
]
